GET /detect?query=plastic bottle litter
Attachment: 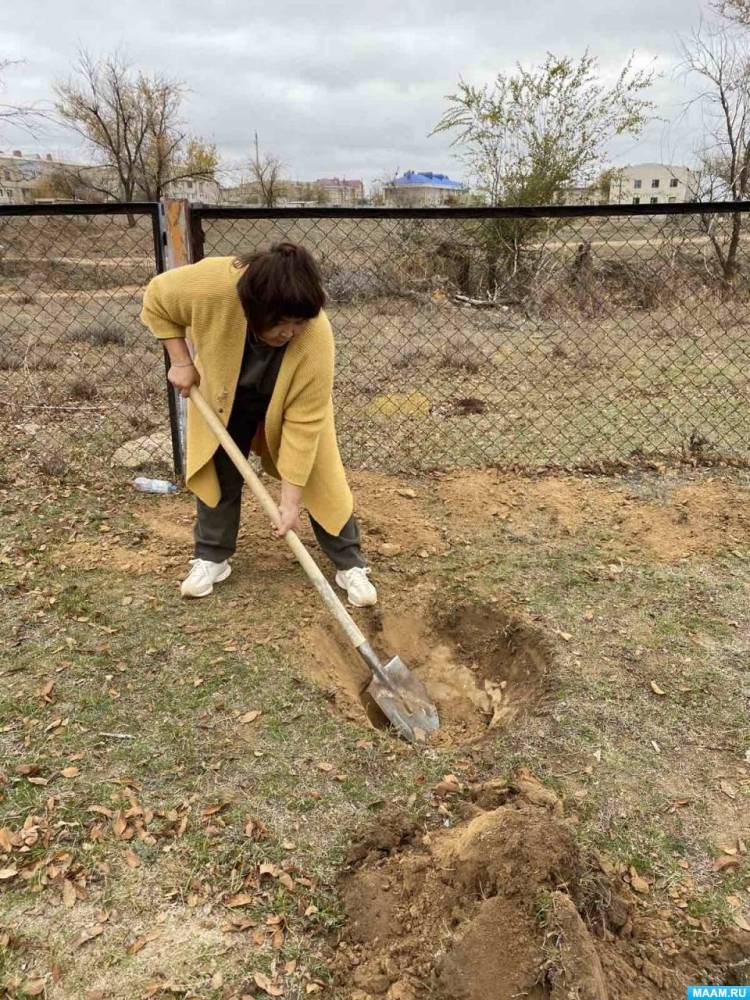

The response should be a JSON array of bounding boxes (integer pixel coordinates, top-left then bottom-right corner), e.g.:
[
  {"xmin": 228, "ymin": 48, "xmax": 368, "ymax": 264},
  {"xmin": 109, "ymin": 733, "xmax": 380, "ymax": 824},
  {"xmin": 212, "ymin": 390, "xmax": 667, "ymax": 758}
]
[{"xmin": 133, "ymin": 477, "xmax": 178, "ymax": 494}]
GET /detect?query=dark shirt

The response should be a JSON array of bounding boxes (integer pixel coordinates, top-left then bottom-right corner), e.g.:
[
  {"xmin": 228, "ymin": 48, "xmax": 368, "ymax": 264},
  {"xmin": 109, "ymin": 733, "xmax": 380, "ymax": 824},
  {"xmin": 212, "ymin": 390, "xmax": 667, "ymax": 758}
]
[{"xmin": 233, "ymin": 328, "xmax": 287, "ymax": 422}]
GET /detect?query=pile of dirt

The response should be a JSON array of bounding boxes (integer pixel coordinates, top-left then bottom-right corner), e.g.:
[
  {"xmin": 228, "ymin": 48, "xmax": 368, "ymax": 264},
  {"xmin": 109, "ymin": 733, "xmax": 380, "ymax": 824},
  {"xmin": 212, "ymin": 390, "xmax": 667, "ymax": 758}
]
[
  {"xmin": 300, "ymin": 603, "xmax": 551, "ymax": 744},
  {"xmin": 331, "ymin": 773, "xmax": 750, "ymax": 999},
  {"xmin": 437, "ymin": 470, "xmax": 750, "ymax": 562}
]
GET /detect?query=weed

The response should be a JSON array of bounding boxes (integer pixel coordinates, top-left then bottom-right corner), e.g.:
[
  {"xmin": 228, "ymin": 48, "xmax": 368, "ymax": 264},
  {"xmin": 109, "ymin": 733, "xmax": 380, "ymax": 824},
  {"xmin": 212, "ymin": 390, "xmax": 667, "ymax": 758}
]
[{"xmin": 68, "ymin": 377, "xmax": 98, "ymax": 401}]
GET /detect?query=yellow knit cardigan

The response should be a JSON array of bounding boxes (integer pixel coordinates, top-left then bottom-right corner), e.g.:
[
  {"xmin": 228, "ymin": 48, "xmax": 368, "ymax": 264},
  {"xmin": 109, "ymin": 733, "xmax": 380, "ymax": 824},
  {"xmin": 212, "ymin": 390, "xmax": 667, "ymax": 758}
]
[{"xmin": 140, "ymin": 256, "xmax": 353, "ymax": 535}]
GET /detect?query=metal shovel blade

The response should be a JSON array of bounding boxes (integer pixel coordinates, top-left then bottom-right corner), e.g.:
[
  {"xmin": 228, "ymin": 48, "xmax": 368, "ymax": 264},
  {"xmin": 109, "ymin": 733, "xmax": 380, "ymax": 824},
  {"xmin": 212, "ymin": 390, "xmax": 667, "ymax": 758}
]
[{"xmin": 366, "ymin": 656, "xmax": 440, "ymax": 743}]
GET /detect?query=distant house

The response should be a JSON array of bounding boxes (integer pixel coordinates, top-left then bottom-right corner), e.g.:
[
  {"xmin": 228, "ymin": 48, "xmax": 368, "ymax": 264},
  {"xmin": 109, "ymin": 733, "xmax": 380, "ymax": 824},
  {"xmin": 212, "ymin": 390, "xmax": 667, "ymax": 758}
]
[
  {"xmin": 609, "ymin": 164, "xmax": 698, "ymax": 206},
  {"xmin": 384, "ymin": 170, "xmax": 468, "ymax": 207},
  {"xmin": 0, "ymin": 149, "xmax": 221, "ymax": 205},
  {"xmin": 0, "ymin": 150, "xmax": 92, "ymax": 205},
  {"xmin": 165, "ymin": 176, "xmax": 221, "ymax": 204},
  {"xmin": 313, "ymin": 177, "xmax": 364, "ymax": 207}
]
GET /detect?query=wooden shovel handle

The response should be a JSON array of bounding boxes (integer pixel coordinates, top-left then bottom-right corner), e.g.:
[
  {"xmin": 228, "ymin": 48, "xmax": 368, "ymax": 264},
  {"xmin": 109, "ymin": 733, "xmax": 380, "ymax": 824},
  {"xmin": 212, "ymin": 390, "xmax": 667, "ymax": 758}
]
[{"xmin": 188, "ymin": 386, "xmax": 367, "ymax": 651}]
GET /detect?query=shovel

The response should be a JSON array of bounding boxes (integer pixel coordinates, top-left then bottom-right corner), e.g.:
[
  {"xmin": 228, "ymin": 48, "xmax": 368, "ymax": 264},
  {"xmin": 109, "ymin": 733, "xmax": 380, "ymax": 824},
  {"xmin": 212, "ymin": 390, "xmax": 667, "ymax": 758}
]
[{"xmin": 188, "ymin": 386, "xmax": 440, "ymax": 743}]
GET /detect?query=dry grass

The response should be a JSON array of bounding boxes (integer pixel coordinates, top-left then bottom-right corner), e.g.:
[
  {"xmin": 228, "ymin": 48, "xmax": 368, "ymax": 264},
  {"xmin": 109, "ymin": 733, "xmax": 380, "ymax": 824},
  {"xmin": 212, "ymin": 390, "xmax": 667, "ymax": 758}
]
[{"xmin": 1, "ymin": 211, "xmax": 749, "ymax": 480}]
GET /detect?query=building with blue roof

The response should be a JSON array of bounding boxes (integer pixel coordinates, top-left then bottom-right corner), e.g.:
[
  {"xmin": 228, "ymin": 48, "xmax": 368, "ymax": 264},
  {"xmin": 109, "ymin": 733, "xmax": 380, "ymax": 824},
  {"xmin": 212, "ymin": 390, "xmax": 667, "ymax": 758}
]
[{"xmin": 384, "ymin": 170, "xmax": 469, "ymax": 207}]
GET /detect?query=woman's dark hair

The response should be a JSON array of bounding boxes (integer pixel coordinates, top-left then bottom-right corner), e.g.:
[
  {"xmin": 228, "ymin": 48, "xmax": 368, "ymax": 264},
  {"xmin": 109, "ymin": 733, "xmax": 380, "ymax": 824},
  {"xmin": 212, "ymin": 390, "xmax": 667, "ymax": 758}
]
[{"xmin": 234, "ymin": 242, "xmax": 326, "ymax": 335}]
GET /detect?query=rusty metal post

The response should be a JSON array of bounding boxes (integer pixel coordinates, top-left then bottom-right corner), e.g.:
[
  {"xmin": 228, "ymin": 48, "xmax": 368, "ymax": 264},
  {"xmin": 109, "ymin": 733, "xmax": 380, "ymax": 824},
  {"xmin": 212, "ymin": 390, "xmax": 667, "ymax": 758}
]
[{"xmin": 159, "ymin": 198, "xmax": 195, "ymax": 479}]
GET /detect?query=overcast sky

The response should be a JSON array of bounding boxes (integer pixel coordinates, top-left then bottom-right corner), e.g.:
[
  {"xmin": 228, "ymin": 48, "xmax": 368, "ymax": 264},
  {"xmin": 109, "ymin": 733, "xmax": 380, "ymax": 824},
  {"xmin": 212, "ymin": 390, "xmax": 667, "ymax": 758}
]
[{"xmin": 1, "ymin": 0, "xmax": 722, "ymax": 191}]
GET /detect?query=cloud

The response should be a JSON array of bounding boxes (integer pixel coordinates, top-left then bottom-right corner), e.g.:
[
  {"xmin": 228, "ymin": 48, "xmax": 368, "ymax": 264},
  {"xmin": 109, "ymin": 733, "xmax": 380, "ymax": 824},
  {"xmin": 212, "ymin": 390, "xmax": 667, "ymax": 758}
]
[{"xmin": 0, "ymin": 0, "xmax": 717, "ymax": 188}]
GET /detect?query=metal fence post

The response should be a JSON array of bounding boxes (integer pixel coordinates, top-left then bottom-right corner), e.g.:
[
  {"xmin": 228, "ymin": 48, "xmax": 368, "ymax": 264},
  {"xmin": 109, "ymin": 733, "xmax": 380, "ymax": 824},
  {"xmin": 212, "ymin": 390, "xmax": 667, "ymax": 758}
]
[{"xmin": 158, "ymin": 198, "xmax": 195, "ymax": 479}]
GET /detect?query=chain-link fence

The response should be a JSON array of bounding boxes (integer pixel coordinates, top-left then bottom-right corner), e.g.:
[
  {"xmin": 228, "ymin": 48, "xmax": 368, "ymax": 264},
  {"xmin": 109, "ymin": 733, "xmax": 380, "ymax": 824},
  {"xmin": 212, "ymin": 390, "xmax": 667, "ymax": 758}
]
[
  {"xmin": 0, "ymin": 203, "xmax": 176, "ymax": 481},
  {"xmin": 195, "ymin": 203, "xmax": 750, "ymax": 472},
  {"xmin": 2, "ymin": 201, "xmax": 750, "ymax": 483}
]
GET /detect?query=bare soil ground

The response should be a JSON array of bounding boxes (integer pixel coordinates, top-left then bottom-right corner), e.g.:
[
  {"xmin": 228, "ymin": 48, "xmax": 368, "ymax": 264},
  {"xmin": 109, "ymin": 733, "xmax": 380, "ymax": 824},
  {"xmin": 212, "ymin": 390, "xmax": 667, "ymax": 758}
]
[{"xmin": 1, "ymin": 458, "xmax": 749, "ymax": 998}]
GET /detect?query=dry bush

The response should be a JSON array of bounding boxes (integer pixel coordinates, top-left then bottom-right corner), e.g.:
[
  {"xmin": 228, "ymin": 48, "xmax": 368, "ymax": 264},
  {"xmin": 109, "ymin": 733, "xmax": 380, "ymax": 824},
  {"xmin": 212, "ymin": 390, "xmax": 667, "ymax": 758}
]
[
  {"xmin": 323, "ymin": 265, "xmax": 390, "ymax": 303},
  {"xmin": 439, "ymin": 333, "xmax": 482, "ymax": 373},
  {"xmin": 0, "ymin": 351, "xmax": 21, "ymax": 371},
  {"xmin": 35, "ymin": 453, "xmax": 69, "ymax": 480},
  {"xmin": 392, "ymin": 344, "xmax": 437, "ymax": 370},
  {"xmin": 67, "ymin": 324, "xmax": 128, "ymax": 346},
  {"xmin": 68, "ymin": 377, "xmax": 98, "ymax": 401}
]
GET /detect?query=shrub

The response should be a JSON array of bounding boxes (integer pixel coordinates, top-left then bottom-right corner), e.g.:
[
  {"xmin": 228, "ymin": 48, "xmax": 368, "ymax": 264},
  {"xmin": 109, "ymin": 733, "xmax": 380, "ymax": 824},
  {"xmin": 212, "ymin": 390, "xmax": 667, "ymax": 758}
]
[
  {"xmin": 68, "ymin": 377, "xmax": 98, "ymax": 401},
  {"xmin": 68, "ymin": 325, "xmax": 128, "ymax": 346}
]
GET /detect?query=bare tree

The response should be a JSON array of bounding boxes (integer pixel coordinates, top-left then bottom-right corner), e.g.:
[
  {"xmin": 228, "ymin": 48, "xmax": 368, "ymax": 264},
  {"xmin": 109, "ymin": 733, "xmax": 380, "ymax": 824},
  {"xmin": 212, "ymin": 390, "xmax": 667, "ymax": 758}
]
[
  {"xmin": 713, "ymin": 0, "xmax": 750, "ymax": 25},
  {"xmin": 679, "ymin": 22, "xmax": 750, "ymax": 286},
  {"xmin": 250, "ymin": 132, "xmax": 286, "ymax": 207},
  {"xmin": 54, "ymin": 51, "xmax": 217, "ymax": 205},
  {"xmin": 0, "ymin": 58, "xmax": 45, "ymax": 136}
]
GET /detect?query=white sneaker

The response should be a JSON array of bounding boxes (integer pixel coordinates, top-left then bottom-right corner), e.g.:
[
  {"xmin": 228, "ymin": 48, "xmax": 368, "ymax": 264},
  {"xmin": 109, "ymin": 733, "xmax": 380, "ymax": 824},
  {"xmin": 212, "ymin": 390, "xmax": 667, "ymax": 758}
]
[
  {"xmin": 180, "ymin": 558, "xmax": 232, "ymax": 598},
  {"xmin": 335, "ymin": 566, "xmax": 377, "ymax": 607}
]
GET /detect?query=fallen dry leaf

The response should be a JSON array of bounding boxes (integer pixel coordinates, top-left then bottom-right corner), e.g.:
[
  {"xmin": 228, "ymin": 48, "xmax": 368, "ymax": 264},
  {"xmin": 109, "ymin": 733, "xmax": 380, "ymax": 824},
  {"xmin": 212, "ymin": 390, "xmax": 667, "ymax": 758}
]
[
  {"xmin": 558, "ymin": 631, "xmax": 573, "ymax": 642},
  {"xmin": 88, "ymin": 805, "xmax": 114, "ymax": 819},
  {"xmin": 74, "ymin": 924, "xmax": 104, "ymax": 948},
  {"xmin": 21, "ymin": 980, "xmax": 45, "ymax": 996},
  {"xmin": 112, "ymin": 811, "xmax": 127, "ymax": 837},
  {"xmin": 720, "ymin": 780, "xmax": 738, "ymax": 800},
  {"xmin": 222, "ymin": 915, "xmax": 255, "ymax": 933},
  {"xmin": 253, "ymin": 972, "xmax": 283, "ymax": 997},
  {"xmin": 238, "ymin": 710, "xmax": 261, "ymax": 724},
  {"xmin": 713, "ymin": 856, "xmax": 741, "ymax": 871},
  {"xmin": 128, "ymin": 930, "xmax": 162, "ymax": 955},
  {"xmin": 733, "ymin": 911, "xmax": 750, "ymax": 932},
  {"xmin": 650, "ymin": 681, "xmax": 666, "ymax": 696},
  {"xmin": 317, "ymin": 762, "xmax": 334, "ymax": 772},
  {"xmin": 201, "ymin": 802, "xmax": 228, "ymax": 818},
  {"xmin": 225, "ymin": 892, "xmax": 254, "ymax": 908},
  {"xmin": 0, "ymin": 865, "xmax": 18, "ymax": 880},
  {"xmin": 124, "ymin": 849, "xmax": 141, "ymax": 869},
  {"xmin": 0, "ymin": 828, "xmax": 12, "ymax": 852},
  {"xmin": 243, "ymin": 817, "xmax": 267, "ymax": 840},
  {"xmin": 60, "ymin": 766, "xmax": 79, "ymax": 779}
]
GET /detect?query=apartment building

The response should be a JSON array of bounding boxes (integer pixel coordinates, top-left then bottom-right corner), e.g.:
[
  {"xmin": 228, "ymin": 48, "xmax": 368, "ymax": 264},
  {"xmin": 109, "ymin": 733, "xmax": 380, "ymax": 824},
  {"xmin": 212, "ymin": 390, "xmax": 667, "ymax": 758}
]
[
  {"xmin": 609, "ymin": 164, "xmax": 697, "ymax": 205},
  {"xmin": 0, "ymin": 150, "xmax": 90, "ymax": 204}
]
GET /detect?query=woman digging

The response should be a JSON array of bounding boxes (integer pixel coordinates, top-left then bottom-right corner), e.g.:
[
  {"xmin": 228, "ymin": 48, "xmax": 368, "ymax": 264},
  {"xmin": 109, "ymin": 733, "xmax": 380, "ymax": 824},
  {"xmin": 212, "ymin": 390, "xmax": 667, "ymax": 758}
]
[{"xmin": 140, "ymin": 242, "xmax": 377, "ymax": 607}]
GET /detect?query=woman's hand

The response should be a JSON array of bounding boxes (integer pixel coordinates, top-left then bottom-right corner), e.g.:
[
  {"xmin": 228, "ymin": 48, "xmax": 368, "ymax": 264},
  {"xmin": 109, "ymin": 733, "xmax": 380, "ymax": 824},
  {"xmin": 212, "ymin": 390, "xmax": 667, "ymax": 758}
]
[
  {"xmin": 275, "ymin": 480, "xmax": 304, "ymax": 537},
  {"xmin": 168, "ymin": 362, "xmax": 200, "ymax": 398}
]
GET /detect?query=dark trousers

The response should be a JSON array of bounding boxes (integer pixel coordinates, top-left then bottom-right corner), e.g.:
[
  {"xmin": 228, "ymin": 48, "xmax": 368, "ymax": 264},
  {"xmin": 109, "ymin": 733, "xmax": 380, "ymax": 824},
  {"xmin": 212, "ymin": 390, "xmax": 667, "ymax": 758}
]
[{"xmin": 193, "ymin": 405, "xmax": 366, "ymax": 572}]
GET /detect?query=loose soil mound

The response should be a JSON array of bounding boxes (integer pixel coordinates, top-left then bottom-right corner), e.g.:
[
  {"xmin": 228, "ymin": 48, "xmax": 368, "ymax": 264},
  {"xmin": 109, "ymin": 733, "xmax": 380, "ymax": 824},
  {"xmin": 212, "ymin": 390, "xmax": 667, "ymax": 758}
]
[
  {"xmin": 438, "ymin": 471, "xmax": 750, "ymax": 562},
  {"xmin": 301, "ymin": 603, "xmax": 551, "ymax": 744},
  {"xmin": 332, "ymin": 773, "xmax": 750, "ymax": 1000}
]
